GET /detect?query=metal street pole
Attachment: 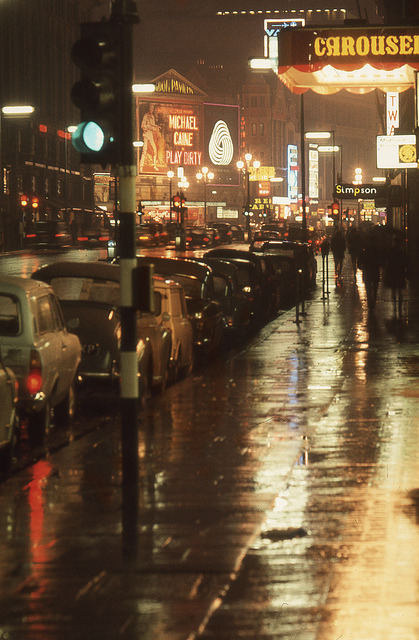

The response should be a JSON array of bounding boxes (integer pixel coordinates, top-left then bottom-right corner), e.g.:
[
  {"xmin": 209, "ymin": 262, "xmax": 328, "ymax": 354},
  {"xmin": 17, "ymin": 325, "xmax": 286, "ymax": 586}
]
[
  {"xmin": 204, "ymin": 177, "xmax": 207, "ymax": 224},
  {"xmin": 111, "ymin": 0, "xmax": 140, "ymax": 559}
]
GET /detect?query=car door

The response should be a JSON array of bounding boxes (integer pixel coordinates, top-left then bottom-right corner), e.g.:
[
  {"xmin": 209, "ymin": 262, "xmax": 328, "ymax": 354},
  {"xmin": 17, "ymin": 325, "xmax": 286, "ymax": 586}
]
[
  {"xmin": 34, "ymin": 293, "xmax": 70, "ymax": 406},
  {"xmin": 0, "ymin": 363, "xmax": 14, "ymax": 448},
  {"xmin": 170, "ymin": 287, "xmax": 193, "ymax": 367}
]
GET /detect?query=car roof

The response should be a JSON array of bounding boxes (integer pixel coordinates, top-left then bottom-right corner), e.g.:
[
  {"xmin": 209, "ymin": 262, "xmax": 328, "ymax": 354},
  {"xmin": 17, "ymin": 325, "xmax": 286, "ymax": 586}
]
[
  {"xmin": 0, "ymin": 274, "xmax": 53, "ymax": 295},
  {"xmin": 32, "ymin": 261, "xmax": 120, "ymax": 283},
  {"xmin": 137, "ymin": 255, "xmax": 213, "ymax": 281}
]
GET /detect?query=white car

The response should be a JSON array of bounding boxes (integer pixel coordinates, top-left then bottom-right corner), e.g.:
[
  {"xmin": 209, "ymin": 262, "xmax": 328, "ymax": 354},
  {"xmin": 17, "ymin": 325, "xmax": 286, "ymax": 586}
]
[
  {"xmin": 0, "ymin": 276, "xmax": 81, "ymax": 446},
  {"xmin": 0, "ymin": 357, "xmax": 19, "ymax": 473},
  {"xmin": 154, "ymin": 276, "xmax": 194, "ymax": 381}
]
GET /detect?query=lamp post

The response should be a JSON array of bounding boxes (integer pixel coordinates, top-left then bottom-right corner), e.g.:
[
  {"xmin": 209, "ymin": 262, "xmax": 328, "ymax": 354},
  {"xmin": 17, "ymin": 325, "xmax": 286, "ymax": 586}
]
[
  {"xmin": 237, "ymin": 154, "xmax": 260, "ymax": 238},
  {"xmin": 1, "ymin": 105, "xmax": 35, "ymax": 250},
  {"xmin": 196, "ymin": 166, "xmax": 214, "ymax": 225},
  {"xmin": 318, "ymin": 142, "xmax": 343, "ymax": 226},
  {"xmin": 167, "ymin": 170, "xmax": 174, "ymax": 222}
]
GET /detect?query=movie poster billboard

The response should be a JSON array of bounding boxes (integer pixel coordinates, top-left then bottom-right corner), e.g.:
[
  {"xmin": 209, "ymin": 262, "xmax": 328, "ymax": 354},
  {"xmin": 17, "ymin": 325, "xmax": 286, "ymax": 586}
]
[
  {"xmin": 136, "ymin": 100, "xmax": 203, "ymax": 174},
  {"xmin": 203, "ymin": 103, "xmax": 240, "ymax": 186}
]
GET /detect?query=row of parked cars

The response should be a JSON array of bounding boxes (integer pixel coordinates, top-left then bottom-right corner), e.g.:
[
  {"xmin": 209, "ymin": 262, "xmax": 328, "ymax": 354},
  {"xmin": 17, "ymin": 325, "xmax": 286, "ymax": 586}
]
[{"xmin": 0, "ymin": 240, "xmax": 317, "ymax": 473}]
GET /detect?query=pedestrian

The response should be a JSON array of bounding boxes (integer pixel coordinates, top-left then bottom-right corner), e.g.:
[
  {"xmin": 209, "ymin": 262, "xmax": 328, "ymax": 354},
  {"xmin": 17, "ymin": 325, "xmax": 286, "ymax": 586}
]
[
  {"xmin": 347, "ymin": 226, "xmax": 363, "ymax": 277},
  {"xmin": 383, "ymin": 235, "xmax": 408, "ymax": 317},
  {"xmin": 358, "ymin": 232, "xmax": 381, "ymax": 310},
  {"xmin": 330, "ymin": 228, "xmax": 346, "ymax": 283},
  {"xmin": 69, "ymin": 218, "xmax": 78, "ymax": 245}
]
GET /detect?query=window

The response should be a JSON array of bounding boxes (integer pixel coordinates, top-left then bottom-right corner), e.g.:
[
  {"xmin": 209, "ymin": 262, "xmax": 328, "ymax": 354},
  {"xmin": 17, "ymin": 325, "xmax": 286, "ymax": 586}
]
[
  {"xmin": 0, "ymin": 295, "xmax": 21, "ymax": 336},
  {"xmin": 252, "ymin": 123, "xmax": 257, "ymax": 136},
  {"xmin": 154, "ymin": 291, "xmax": 162, "ymax": 316},
  {"xmin": 36, "ymin": 295, "xmax": 54, "ymax": 333},
  {"xmin": 259, "ymin": 123, "xmax": 265, "ymax": 136},
  {"xmin": 170, "ymin": 291, "xmax": 183, "ymax": 317},
  {"xmin": 49, "ymin": 295, "xmax": 64, "ymax": 331}
]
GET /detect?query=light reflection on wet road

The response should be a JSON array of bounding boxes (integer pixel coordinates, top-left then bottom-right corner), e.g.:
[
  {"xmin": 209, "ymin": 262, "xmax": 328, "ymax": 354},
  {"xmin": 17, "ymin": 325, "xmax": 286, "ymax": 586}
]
[{"xmin": 0, "ymin": 250, "xmax": 418, "ymax": 639}]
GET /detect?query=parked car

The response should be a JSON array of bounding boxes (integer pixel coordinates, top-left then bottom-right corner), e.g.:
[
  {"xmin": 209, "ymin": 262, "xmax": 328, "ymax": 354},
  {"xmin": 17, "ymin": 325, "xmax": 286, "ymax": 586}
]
[
  {"xmin": 0, "ymin": 276, "xmax": 81, "ymax": 446},
  {"xmin": 210, "ymin": 222, "xmax": 233, "ymax": 244},
  {"xmin": 153, "ymin": 275, "xmax": 194, "ymax": 381},
  {"xmin": 201, "ymin": 257, "xmax": 253, "ymax": 339},
  {"xmin": 32, "ymin": 262, "xmax": 172, "ymax": 401},
  {"xmin": 136, "ymin": 256, "xmax": 224, "ymax": 361},
  {"xmin": 137, "ymin": 222, "xmax": 167, "ymax": 247},
  {"xmin": 0, "ymin": 354, "xmax": 19, "ymax": 473},
  {"xmin": 204, "ymin": 248, "xmax": 282, "ymax": 320},
  {"xmin": 23, "ymin": 220, "xmax": 72, "ymax": 250},
  {"xmin": 76, "ymin": 226, "xmax": 113, "ymax": 248},
  {"xmin": 250, "ymin": 240, "xmax": 317, "ymax": 304},
  {"xmin": 185, "ymin": 226, "xmax": 220, "ymax": 249},
  {"xmin": 230, "ymin": 224, "xmax": 245, "ymax": 242}
]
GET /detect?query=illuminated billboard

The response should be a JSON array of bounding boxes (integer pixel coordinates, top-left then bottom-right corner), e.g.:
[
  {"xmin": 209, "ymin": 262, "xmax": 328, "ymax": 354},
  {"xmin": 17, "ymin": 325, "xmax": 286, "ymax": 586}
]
[
  {"xmin": 136, "ymin": 100, "xmax": 203, "ymax": 174},
  {"xmin": 376, "ymin": 134, "xmax": 417, "ymax": 168},
  {"xmin": 203, "ymin": 103, "xmax": 240, "ymax": 185},
  {"xmin": 287, "ymin": 144, "xmax": 299, "ymax": 202}
]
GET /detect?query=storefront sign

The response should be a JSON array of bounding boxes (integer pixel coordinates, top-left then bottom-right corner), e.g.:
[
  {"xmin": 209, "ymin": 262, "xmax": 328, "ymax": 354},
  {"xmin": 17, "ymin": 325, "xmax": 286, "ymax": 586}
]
[
  {"xmin": 377, "ymin": 134, "xmax": 417, "ymax": 168},
  {"xmin": 334, "ymin": 183, "xmax": 387, "ymax": 199}
]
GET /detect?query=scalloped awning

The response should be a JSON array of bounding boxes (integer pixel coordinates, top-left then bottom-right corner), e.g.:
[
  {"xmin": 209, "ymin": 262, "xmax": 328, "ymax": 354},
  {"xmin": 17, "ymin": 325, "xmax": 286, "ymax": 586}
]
[{"xmin": 277, "ymin": 25, "xmax": 419, "ymax": 94}]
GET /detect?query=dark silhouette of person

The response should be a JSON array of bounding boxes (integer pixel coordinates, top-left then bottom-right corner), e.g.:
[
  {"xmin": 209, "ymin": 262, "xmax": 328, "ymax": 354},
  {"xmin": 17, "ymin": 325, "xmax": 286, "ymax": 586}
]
[
  {"xmin": 347, "ymin": 226, "xmax": 363, "ymax": 277},
  {"xmin": 330, "ymin": 228, "xmax": 346, "ymax": 282},
  {"xmin": 358, "ymin": 232, "xmax": 381, "ymax": 310},
  {"xmin": 69, "ymin": 218, "xmax": 78, "ymax": 245},
  {"xmin": 383, "ymin": 235, "xmax": 408, "ymax": 317}
]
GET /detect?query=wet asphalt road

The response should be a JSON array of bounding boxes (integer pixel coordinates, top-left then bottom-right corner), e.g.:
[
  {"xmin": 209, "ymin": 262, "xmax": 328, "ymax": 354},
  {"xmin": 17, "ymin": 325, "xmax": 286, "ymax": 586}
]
[{"xmin": 0, "ymin": 249, "xmax": 418, "ymax": 639}]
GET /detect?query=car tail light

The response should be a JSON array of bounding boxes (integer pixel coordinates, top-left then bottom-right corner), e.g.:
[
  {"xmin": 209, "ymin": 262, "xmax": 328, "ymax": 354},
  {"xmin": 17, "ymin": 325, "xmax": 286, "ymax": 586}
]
[
  {"xmin": 55, "ymin": 233, "xmax": 65, "ymax": 238},
  {"xmin": 186, "ymin": 236, "xmax": 192, "ymax": 242},
  {"xmin": 25, "ymin": 349, "xmax": 43, "ymax": 394},
  {"xmin": 25, "ymin": 233, "xmax": 36, "ymax": 238},
  {"xmin": 99, "ymin": 236, "xmax": 109, "ymax": 242},
  {"xmin": 78, "ymin": 236, "xmax": 88, "ymax": 242}
]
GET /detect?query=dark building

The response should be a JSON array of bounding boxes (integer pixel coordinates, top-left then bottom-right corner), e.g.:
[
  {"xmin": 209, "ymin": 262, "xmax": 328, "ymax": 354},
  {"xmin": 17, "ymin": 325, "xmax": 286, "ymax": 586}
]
[{"xmin": 0, "ymin": 0, "xmax": 95, "ymax": 250}]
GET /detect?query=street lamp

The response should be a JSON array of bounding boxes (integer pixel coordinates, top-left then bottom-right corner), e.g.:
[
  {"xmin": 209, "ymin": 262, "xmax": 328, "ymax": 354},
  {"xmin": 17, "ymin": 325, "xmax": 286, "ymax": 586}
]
[
  {"xmin": 1, "ymin": 104, "xmax": 35, "ymax": 250},
  {"xmin": 196, "ymin": 166, "xmax": 214, "ymax": 225},
  {"xmin": 167, "ymin": 170, "xmax": 174, "ymax": 222},
  {"xmin": 236, "ymin": 154, "xmax": 260, "ymax": 236}
]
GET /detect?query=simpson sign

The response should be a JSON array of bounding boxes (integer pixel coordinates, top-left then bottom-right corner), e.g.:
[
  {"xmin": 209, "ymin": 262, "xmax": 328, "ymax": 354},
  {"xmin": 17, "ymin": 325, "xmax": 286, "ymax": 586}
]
[{"xmin": 334, "ymin": 184, "xmax": 387, "ymax": 200}]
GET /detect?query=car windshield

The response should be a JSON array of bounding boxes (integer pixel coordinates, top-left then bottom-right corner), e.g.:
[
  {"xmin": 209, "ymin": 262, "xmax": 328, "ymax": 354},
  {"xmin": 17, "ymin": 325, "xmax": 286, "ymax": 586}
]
[
  {"xmin": 213, "ymin": 275, "xmax": 231, "ymax": 299},
  {"xmin": 49, "ymin": 277, "xmax": 120, "ymax": 306},
  {"xmin": 0, "ymin": 294, "xmax": 21, "ymax": 336},
  {"xmin": 169, "ymin": 275, "xmax": 203, "ymax": 299}
]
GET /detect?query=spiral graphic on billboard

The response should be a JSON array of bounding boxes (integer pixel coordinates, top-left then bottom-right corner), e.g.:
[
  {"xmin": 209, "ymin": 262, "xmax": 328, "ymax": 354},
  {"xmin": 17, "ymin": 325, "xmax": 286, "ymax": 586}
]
[{"xmin": 208, "ymin": 120, "xmax": 234, "ymax": 165}]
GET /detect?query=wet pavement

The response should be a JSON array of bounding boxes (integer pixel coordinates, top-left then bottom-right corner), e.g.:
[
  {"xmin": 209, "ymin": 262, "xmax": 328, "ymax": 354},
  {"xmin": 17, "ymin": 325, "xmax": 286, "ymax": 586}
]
[{"xmin": 0, "ymin": 256, "xmax": 418, "ymax": 640}]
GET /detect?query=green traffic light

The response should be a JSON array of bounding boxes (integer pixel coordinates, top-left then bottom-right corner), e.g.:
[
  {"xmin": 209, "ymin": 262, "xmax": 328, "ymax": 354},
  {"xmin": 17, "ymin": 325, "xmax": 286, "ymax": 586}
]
[{"xmin": 72, "ymin": 121, "xmax": 105, "ymax": 153}]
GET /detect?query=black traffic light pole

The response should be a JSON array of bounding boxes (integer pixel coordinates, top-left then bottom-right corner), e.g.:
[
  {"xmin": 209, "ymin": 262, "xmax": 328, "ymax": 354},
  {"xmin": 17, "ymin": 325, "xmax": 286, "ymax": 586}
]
[{"xmin": 110, "ymin": 0, "xmax": 140, "ymax": 558}]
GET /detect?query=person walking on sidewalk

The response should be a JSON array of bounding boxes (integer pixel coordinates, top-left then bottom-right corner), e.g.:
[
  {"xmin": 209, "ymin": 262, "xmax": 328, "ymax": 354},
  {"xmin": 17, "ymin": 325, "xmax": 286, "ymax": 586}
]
[
  {"xmin": 358, "ymin": 231, "xmax": 381, "ymax": 310},
  {"xmin": 383, "ymin": 235, "xmax": 408, "ymax": 317},
  {"xmin": 330, "ymin": 228, "xmax": 346, "ymax": 284},
  {"xmin": 347, "ymin": 226, "xmax": 363, "ymax": 277}
]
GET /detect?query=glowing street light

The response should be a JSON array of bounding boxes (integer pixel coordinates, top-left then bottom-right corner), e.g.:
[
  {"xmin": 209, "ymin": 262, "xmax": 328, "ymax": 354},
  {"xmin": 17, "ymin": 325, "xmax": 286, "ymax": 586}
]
[
  {"xmin": 237, "ymin": 154, "xmax": 260, "ymax": 234},
  {"xmin": 196, "ymin": 166, "xmax": 214, "ymax": 224}
]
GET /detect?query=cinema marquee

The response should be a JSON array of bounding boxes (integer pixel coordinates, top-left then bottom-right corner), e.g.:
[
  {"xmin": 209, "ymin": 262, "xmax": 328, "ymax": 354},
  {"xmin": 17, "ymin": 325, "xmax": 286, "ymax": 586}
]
[{"xmin": 277, "ymin": 25, "xmax": 419, "ymax": 94}]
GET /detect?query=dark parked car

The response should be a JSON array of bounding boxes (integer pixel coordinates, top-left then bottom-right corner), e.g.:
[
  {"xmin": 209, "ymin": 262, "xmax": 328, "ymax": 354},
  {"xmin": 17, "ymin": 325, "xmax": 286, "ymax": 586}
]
[
  {"xmin": 210, "ymin": 222, "xmax": 233, "ymax": 244},
  {"xmin": 23, "ymin": 220, "xmax": 72, "ymax": 250},
  {"xmin": 32, "ymin": 262, "xmax": 172, "ymax": 400},
  {"xmin": 202, "ymin": 257, "xmax": 253, "ymax": 338},
  {"xmin": 185, "ymin": 226, "xmax": 220, "ymax": 249},
  {"xmin": 76, "ymin": 226, "xmax": 113, "ymax": 248},
  {"xmin": 136, "ymin": 256, "xmax": 225, "ymax": 361},
  {"xmin": 204, "ymin": 248, "xmax": 282, "ymax": 320},
  {"xmin": 137, "ymin": 222, "xmax": 167, "ymax": 247},
  {"xmin": 250, "ymin": 240, "xmax": 317, "ymax": 305},
  {"xmin": 230, "ymin": 224, "xmax": 245, "ymax": 242}
]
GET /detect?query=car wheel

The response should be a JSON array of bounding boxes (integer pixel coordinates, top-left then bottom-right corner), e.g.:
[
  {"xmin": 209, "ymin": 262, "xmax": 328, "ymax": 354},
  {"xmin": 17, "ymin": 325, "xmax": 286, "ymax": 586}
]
[
  {"xmin": 27, "ymin": 401, "xmax": 51, "ymax": 448},
  {"xmin": 54, "ymin": 382, "xmax": 76, "ymax": 426}
]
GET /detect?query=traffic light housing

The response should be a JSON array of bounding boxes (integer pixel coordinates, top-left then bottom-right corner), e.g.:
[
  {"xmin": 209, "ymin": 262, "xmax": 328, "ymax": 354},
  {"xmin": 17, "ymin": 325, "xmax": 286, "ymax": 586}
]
[
  {"xmin": 70, "ymin": 20, "xmax": 121, "ymax": 166},
  {"xmin": 31, "ymin": 197, "xmax": 39, "ymax": 211},
  {"xmin": 20, "ymin": 195, "xmax": 28, "ymax": 208}
]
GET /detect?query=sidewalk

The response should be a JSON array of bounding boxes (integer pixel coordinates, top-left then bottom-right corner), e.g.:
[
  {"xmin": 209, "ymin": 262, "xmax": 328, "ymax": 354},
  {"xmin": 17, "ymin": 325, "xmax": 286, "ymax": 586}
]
[{"xmin": 0, "ymin": 256, "xmax": 418, "ymax": 640}]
